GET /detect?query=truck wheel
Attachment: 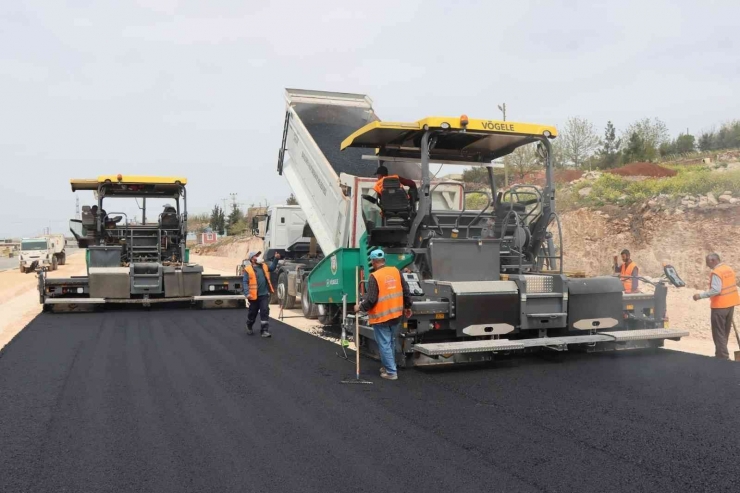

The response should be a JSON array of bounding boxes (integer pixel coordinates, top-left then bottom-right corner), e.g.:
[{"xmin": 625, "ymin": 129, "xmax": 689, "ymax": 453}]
[
  {"xmin": 278, "ymin": 271, "xmax": 296, "ymax": 309},
  {"xmin": 317, "ymin": 304, "xmax": 340, "ymax": 325},
  {"xmin": 58, "ymin": 253, "xmax": 66, "ymax": 266},
  {"xmin": 51, "ymin": 256, "xmax": 58, "ymax": 271},
  {"xmin": 19, "ymin": 265, "xmax": 25, "ymax": 274},
  {"xmin": 301, "ymin": 281, "xmax": 319, "ymax": 319}
]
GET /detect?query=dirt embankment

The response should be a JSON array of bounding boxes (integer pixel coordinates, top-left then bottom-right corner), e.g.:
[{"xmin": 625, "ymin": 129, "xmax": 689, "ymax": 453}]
[{"xmin": 192, "ymin": 235, "xmax": 264, "ymax": 261}]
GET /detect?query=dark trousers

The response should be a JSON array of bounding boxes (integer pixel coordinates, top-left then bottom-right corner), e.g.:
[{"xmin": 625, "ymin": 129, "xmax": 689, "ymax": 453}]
[
  {"xmin": 247, "ymin": 295, "xmax": 270, "ymax": 332},
  {"xmin": 710, "ymin": 306, "xmax": 734, "ymax": 359}
]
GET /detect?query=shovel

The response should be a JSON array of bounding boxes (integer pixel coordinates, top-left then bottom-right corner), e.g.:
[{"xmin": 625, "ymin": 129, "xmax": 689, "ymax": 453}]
[{"xmin": 732, "ymin": 319, "xmax": 740, "ymax": 362}]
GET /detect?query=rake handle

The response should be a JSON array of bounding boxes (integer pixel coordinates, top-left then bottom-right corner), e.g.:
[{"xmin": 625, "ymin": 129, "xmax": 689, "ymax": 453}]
[{"xmin": 355, "ymin": 266, "xmax": 360, "ymax": 380}]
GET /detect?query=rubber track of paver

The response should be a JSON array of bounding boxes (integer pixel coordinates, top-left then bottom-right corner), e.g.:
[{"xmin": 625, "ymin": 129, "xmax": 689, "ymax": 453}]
[{"xmin": 1, "ymin": 310, "xmax": 739, "ymax": 492}]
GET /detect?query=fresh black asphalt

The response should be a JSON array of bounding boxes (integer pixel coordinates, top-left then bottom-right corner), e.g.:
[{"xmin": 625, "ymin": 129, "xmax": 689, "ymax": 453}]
[{"xmin": 1, "ymin": 309, "xmax": 739, "ymax": 492}]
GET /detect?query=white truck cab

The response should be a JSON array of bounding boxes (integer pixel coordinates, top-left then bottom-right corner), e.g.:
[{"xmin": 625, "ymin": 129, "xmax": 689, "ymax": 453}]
[{"xmin": 19, "ymin": 234, "xmax": 67, "ymax": 273}]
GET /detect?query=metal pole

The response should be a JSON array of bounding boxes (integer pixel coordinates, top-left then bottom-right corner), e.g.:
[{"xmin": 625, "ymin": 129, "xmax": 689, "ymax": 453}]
[{"xmin": 407, "ymin": 129, "xmax": 432, "ymax": 247}]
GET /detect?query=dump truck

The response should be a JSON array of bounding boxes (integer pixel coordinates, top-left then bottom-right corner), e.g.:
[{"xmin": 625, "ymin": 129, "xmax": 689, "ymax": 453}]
[
  {"xmin": 249, "ymin": 204, "xmax": 327, "ymax": 317},
  {"xmin": 278, "ymin": 88, "xmax": 688, "ymax": 367},
  {"xmin": 19, "ymin": 234, "xmax": 66, "ymax": 273},
  {"xmin": 39, "ymin": 175, "xmax": 245, "ymax": 311},
  {"xmin": 276, "ymin": 89, "xmax": 464, "ymax": 325}
]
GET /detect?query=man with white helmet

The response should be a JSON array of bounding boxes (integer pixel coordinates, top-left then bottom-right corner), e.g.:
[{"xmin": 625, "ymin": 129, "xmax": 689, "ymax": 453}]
[{"xmin": 243, "ymin": 250, "xmax": 280, "ymax": 337}]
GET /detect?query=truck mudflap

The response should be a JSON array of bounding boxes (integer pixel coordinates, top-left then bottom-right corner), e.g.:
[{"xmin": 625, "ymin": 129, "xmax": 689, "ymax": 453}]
[{"xmin": 412, "ymin": 328, "xmax": 689, "ymax": 358}]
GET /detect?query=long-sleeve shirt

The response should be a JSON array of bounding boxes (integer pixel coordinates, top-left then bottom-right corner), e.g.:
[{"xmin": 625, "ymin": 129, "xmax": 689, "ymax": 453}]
[
  {"xmin": 615, "ymin": 262, "xmax": 639, "ymax": 292},
  {"xmin": 359, "ymin": 270, "xmax": 413, "ymax": 319},
  {"xmin": 698, "ymin": 268, "xmax": 724, "ymax": 300},
  {"xmin": 242, "ymin": 257, "xmax": 279, "ymax": 297}
]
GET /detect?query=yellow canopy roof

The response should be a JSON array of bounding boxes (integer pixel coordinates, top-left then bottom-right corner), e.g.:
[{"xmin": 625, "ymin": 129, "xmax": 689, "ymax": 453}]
[
  {"xmin": 341, "ymin": 117, "xmax": 557, "ymax": 163},
  {"xmin": 70, "ymin": 175, "xmax": 187, "ymax": 192}
]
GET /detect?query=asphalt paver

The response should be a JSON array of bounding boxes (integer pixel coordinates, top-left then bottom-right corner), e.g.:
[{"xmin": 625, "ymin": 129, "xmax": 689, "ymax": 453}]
[{"xmin": 1, "ymin": 309, "xmax": 739, "ymax": 492}]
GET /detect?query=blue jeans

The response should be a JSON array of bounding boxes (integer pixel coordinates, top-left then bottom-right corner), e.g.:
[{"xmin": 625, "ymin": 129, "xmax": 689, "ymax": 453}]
[{"xmin": 372, "ymin": 321, "xmax": 399, "ymax": 375}]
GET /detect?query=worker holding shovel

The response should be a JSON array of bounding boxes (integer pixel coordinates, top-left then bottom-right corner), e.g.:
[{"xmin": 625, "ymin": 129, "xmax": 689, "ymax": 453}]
[{"xmin": 693, "ymin": 253, "xmax": 739, "ymax": 360}]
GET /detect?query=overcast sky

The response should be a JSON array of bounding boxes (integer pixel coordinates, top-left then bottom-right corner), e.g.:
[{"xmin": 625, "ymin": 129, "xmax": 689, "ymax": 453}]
[{"xmin": 1, "ymin": 0, "xmax": 738, "ymax": 237}]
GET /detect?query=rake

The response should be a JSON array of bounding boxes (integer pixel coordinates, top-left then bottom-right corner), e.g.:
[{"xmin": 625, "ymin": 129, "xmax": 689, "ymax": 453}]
[{"xmin": 341, "ymin": 267, "xmax": 372, "ymax": 385}]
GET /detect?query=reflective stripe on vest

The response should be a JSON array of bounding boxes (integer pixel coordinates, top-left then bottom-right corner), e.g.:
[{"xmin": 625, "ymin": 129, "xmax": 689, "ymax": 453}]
[
  {"xmin": 620, "ymin": 262, "xmax": 637, "ymax": 293},
  {"xmin": 373, "ymin": 175, "xmax": 401, "ymax": 195},
  {"xmin": 368, "ymin": 266, "xmax": 404, "ymax": 324},
  {"xmin": 245, "ymin": 264, "xmax": 274, "ymax": 301},
  {"xmin": 710, "ymin": 264, "xmax": 739, "ymax": 309}
]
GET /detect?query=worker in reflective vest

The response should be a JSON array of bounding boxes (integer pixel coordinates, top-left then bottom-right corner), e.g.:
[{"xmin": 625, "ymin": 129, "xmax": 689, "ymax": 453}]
[
  {"xmin": 693, "ymin": 253, "xmax": 739, "ymax": 359},
  {"xmin": 354, "ymin": 248, "xmax": 412, "ymax": 381},
  {"xmin": 372, "ymin": 165, "xmax": 417, "ymax": 196},
  {"xmin": 614, "ymin": 249, "xmax": 639, "ymax": 293},
  {"xmin": 242, "ymin": 250, "xmax": 280, "ymax": 338}
]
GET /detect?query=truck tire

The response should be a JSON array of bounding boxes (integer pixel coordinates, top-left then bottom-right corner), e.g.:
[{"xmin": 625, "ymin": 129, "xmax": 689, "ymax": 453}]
[
  {"xmin": 19, "ymin": 265, "xmax": 25, "ymax": 274},
  {"xmin": 51, "ymin": 256, "xmax": 58, "ymax": 271},
  {"xmin": 277, "ymin": 271, "xmax": 296, "ymax": 309},
  {"xmin": 58, "ymin": 252, "xmax": 66, "ymax": 266},
  {"xmin": 301, "ymin": 281, "xmax": 319, "ymax": 319},
  {"xmin": 317, "ymin": 304, "xmax": 340, "ymax": 326}
]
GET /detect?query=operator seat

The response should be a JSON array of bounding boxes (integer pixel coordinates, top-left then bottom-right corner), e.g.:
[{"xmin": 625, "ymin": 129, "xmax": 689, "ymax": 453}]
[
  {"xmin": 160, "ymin": 206, "xmax": 179, "ymax": 229},
  {"xmin": 368, "ymin": 177, "xmax": 412, "ymax": 247}
]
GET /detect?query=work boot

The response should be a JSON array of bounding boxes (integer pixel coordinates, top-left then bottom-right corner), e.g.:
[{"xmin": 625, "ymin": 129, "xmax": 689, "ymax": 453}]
[
  {"xmin": 381, "ymin": 372, "xmax": 398, "ymax": 381},
  {"xmin": 246, "ymin": 325, "xmax": 254, "ymax": 336},
  {"xmin": 261, "ymin": 331, "xmax": 272, "ymax": 338},
  {"xmin": 380, "ymin": 367, "xmax": 387, "ymax": 375}
]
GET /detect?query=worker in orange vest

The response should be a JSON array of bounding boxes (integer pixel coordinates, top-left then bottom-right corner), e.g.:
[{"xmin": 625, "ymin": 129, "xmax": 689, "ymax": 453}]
[
  {"xmin": 242, "ymin": 250, "xmax": 280, "ymax": 338},
  {"xmin": 372, "ymin": 165, "xmax": 417, "ymax": 197},
  {"xmin": 693, "ymin": 253, "xmax": 739, "ymax": 359},
  {"xmin": 614, "ymin": 249, "xmax": 639, "ymax": 293},
  {"xmin": 354, "ymin": 249, "xmax": 412, "ymax": 381}
]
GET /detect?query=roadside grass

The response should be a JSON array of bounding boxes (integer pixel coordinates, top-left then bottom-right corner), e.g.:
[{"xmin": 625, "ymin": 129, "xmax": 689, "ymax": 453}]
[{"xmin": 570, "ymin": 168, "xmax": 740, "ymax": 207}]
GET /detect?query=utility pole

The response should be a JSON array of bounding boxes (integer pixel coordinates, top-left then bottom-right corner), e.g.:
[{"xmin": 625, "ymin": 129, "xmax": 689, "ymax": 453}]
[
  {"xmin": 497, "ymin": 103, "xmax": 507, "ymax": 121},
  {"xmin": 230, "ymin": 193, "xmax": 238, "ymax": 210},
  {"xmin": 75, "ymin": 196, "xmax": 80, "ymax": 220},
  {"xmin": 221, "ymin": 198, "xmax": 228, "ymax": 211}
]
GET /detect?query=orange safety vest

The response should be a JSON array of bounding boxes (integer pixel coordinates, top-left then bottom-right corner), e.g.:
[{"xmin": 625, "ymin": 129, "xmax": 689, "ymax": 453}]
[
  {"xmin": 620, "ymin": 262, "xmax": 638, "ymax": 293},
  {"xmin": 373, "ymin": 175, "xmax": 402, "ymax": 195},
  {"xmin": 709, "ymin": 264, "xmax": 740, "ymax": 309},
  {"xmin": 244, "ymin": 264, "xmax": 274, "ymax": 301},
  {"xmin": 368, "ymin": 266, "xmax": 404, "ymax": 325}
]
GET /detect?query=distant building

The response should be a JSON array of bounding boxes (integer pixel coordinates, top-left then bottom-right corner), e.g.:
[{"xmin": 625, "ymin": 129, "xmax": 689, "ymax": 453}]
[{"xmin": 198, "ymin": 230, "xmax": 219, "ymax": 245}]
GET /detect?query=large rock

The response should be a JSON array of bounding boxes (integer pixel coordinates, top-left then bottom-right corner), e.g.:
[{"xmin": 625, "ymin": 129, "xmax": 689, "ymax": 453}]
[
  {"xmin": 707, "ymin": 192, "xmax": 719, "ymax": 206},
  {"xmin": 723, "ymin": 191, "xmax": 732, "ymax": 196},
  {"xmin": 578, "ymin": 187, "xmax": 592, "ymax": 198},
  {"xmin": 730, "ymin": 198, "xmax": 740, "ymax": 204},
  {"xmin": 719, "ymin": 194, "xmax": 733, "ymax": 204}
]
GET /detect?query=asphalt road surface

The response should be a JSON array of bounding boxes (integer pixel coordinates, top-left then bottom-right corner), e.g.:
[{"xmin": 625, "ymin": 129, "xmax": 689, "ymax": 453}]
[{"xmin": 1, "ymin": 309, "xmax": 739, "ymax": 493}]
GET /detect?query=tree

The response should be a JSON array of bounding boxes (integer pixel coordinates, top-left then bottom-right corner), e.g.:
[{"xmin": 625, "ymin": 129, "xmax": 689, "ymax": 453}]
[
  {"xmin": 504, "ymin": 144, "xmax": 538, "ymax": 180},
  {"xmin": 226, "ymin": 203, "xmax": 243, "ymax": 235},
  {"xmin": 560, "ymin": 117, "xmax": 600, "ymax": 170},
  {"xmin": 674, "ymin": 133, "xmax": 696, "ymax": 154},
  {"xmin": 596, "ymin": 121, "xmax": 622, "ymax": 169},
  {"xmin": 622, "ymin": 131, "xmax": 648, "ymax": 163},
  {"xmin": 698, "ymin": 131, "xmax": 715, "ymax": 152},
  {"xmin": 286, "ymin": 193, "xmax": 298, "ymax": 205},
  {"xmin": 622, "ymin": 118, "xmax": 669, "ymax": 162},
  {"xmin": 209, "ymin": 205, "xmax": 226, "ymax": 235}
]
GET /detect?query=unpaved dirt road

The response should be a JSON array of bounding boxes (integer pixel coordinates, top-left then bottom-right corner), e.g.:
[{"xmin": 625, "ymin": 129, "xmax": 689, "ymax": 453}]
[
  {"xmin": 0, "ymin": 250, "xmax": 86, "ymax": 349},
  {"xmin": 1, "ymin": 308, "xmax": 739, "ymax": 493}
]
